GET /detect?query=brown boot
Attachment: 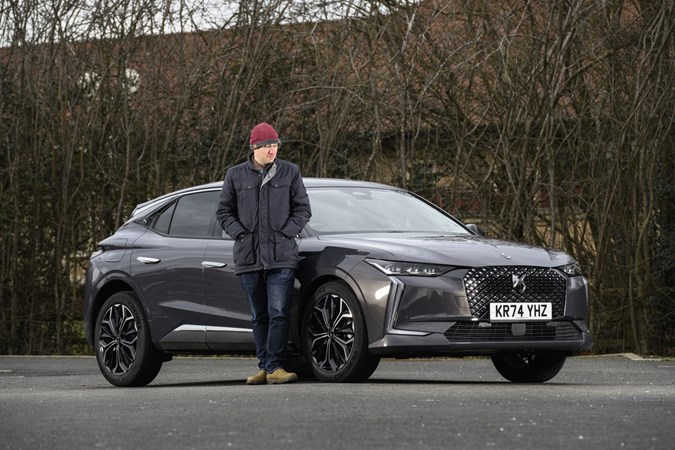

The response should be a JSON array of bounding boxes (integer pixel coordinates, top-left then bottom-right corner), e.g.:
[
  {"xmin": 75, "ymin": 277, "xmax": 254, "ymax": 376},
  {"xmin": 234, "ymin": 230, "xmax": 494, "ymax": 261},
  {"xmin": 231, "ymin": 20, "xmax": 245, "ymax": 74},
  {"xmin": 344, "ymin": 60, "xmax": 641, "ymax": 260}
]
[
  {"xmin": 266, "ymin": 368, "xmax": 298, "ymax": 384},
  {"xmin": 246, "ymin": 369, "xmax": 267, "ymax": 385}
]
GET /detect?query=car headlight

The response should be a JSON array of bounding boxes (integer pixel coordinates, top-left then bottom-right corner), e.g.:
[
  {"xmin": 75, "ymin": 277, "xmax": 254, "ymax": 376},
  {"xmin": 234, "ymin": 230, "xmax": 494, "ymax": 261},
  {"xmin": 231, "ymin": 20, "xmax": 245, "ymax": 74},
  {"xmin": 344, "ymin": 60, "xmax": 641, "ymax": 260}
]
[
  {"xmin": 556, "ymin": 262, "xmax": 583, "ymax": 277},
  {"xmin": 366, "ymin": 259, "xmax": 453, "ymax": 277}
]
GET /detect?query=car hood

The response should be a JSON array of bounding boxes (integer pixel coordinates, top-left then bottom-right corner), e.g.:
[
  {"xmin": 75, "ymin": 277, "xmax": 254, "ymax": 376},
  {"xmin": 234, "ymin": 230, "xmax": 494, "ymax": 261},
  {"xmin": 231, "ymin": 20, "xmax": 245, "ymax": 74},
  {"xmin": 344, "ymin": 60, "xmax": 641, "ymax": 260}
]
[{"xmin": 315, "ymin": 233, "xmax": 573, "ymax": 267}]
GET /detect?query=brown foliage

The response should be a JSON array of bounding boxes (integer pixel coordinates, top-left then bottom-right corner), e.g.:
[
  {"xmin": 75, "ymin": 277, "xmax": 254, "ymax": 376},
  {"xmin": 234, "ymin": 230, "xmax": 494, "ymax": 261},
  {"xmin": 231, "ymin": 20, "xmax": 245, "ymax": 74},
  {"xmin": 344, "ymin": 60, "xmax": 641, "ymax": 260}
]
[{"xmin": 1, "ymin": 0, "xmax": 673, "ymax": 355}]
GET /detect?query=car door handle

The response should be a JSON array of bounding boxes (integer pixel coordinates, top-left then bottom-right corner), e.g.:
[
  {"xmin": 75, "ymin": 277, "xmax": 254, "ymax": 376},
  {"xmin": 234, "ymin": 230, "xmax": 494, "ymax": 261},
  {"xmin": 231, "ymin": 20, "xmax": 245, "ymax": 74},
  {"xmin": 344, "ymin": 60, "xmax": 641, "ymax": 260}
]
[
  {"xmin": 137, "ymin": 256, "xmax": 161, "ymax": 264},
  {"xmin": 202, "ymin": 261, "xmax": 227, "ymax": 268}
]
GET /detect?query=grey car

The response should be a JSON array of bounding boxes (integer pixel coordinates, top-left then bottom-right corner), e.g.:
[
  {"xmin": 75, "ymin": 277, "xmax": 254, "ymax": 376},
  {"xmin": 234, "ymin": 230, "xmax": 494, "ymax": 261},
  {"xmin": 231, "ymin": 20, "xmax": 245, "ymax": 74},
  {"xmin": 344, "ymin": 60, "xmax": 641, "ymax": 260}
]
[{"xmin": 84, "ymin": 178, "xmax": 592, "ymax": 386}]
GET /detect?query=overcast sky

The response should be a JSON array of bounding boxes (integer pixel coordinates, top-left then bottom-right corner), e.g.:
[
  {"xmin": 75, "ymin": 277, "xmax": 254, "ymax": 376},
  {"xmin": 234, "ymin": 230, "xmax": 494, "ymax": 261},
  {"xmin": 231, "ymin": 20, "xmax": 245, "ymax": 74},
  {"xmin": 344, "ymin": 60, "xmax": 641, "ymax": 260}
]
[{"xmin": 1, "ymin": 0, "xmax": 396, "ymax": 47}]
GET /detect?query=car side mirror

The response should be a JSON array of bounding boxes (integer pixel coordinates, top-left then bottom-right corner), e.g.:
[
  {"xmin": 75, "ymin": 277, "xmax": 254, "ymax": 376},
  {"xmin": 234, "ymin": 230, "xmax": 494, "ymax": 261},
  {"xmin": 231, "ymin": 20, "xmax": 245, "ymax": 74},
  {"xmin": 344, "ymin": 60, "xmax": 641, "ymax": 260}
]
[{"xmin": 466, "ymin": 223, "xmax": 485, "ymax": 236}]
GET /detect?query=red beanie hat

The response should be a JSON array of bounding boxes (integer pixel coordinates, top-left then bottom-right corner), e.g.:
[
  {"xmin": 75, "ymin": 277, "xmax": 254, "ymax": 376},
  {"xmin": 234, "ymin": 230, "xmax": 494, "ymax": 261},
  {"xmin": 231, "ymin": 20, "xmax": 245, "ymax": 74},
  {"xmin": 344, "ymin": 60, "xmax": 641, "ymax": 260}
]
[{"xmin": 250, "ymin": 123, "xmax": 280, "ymax": 148}]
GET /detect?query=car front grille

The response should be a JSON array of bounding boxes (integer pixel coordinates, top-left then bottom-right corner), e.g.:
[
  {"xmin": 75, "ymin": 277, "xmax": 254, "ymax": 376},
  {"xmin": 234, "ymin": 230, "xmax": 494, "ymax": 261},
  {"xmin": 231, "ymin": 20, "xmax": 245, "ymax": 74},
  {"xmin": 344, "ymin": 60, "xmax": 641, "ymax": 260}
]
[
  {"xmin": 463, "ymin": 266, "xmax": 566, "ymax": 319},
  {"xmin": 444, "ymin": 321, "xmax": 582, "ymax": 342}
]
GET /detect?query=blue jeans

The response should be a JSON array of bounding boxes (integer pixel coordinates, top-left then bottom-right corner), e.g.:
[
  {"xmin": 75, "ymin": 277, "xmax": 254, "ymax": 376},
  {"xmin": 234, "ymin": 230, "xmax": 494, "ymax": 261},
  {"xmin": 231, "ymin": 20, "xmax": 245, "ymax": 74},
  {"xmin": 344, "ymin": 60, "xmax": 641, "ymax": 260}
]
[{"xmin": 239, "ymin": 268, "xmax": 295, "ymax": 373}]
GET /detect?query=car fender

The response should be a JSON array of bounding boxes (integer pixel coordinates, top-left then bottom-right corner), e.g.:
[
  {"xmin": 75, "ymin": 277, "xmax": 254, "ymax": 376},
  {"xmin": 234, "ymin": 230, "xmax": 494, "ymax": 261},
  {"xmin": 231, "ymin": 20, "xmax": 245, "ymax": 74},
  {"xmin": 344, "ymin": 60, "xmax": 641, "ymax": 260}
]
[{"xmin": 298, "ymin": 246, "xmax": 391, "ymax": 344}]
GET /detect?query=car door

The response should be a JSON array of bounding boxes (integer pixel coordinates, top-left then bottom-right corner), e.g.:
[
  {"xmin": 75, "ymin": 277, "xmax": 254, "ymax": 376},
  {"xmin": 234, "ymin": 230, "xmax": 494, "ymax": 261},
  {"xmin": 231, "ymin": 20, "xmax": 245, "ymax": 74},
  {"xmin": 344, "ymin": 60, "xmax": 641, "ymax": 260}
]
[
  {"xmin": 202, "ymin": 226, "xmax": 255, "ymax": 351},
  {"xmin": 130, "ymin": 190, "xmax": 220, "ymax": 349}
]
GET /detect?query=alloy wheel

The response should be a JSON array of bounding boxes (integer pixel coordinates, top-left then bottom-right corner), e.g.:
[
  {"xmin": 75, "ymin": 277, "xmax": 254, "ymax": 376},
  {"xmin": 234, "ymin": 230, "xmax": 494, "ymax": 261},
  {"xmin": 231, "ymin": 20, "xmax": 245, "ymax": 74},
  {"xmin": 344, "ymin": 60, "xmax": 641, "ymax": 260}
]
[
  {"xmin": 98, "ymin": 303, "xmax": 138, "ymax": 375},
  {"xmin": 307, "ymin": 293, "xmax": 355, "ymax": 372}
]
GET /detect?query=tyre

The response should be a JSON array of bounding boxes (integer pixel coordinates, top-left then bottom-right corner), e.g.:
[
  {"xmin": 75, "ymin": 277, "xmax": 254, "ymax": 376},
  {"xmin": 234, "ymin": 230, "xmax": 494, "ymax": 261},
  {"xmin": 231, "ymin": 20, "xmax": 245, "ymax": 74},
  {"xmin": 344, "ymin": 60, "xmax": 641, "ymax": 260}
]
[
  {"xmin": 94, "ymin": 291, "xmax": 164, "ymax": 387},
  {"xmin": 491, "ymin": 352, "xmax": 566, "ymax": 383},
  {"xmin": 284, "ymin": 346, "xmax": 314, "ymax": 380},
  {"xmin": 302, "ymin": 281, "xmax": 380, "ymax": 382}
]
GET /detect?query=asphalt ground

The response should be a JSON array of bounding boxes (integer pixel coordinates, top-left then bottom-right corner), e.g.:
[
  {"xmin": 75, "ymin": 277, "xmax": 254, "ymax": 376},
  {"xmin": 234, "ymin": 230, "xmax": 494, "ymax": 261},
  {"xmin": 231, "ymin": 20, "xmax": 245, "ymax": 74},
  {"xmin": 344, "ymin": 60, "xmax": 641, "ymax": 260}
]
[{"xmin": 1, "ymin": 354, "xmax": 674, "ymax": 450}]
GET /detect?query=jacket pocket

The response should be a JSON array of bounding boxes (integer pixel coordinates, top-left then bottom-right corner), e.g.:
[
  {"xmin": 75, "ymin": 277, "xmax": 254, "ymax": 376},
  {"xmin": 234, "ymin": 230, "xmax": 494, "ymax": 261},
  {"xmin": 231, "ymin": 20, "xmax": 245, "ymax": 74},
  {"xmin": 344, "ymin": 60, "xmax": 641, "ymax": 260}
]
[
  {"xmin": 233, "ymin": 233, "xmax": 256, "ymax": 266},
  {"xmin": 269, "ymin": 182, "xmax": 291, "ymax": 230},
  {"xmin": 233, "ymin": 183, "xmax": 258, "ymax": 230},
  {"xmin": 273, "ymin": 231, "xmax": 298, "ymax": 262}
]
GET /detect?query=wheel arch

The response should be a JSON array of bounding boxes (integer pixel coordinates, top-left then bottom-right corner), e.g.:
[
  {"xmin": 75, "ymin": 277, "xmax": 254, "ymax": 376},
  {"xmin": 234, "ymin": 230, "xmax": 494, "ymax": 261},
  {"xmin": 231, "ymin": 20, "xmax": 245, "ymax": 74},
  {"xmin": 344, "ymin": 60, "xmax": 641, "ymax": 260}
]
[
  {"xmin": 297, "ymin": 274, "xmax": 368, "ymax": 331},
  {"xmin": 89, "ymin": 279, "xmax": 136, "ymax": 343}
]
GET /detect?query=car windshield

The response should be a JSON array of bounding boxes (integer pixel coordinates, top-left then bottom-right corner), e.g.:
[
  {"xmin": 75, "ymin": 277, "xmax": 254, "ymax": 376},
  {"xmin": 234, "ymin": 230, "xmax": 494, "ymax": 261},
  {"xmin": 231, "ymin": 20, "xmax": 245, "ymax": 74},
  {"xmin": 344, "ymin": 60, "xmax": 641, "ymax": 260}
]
[{"xmin": 306, "ymin": 187, "xmax": 469, "ymax": 235}]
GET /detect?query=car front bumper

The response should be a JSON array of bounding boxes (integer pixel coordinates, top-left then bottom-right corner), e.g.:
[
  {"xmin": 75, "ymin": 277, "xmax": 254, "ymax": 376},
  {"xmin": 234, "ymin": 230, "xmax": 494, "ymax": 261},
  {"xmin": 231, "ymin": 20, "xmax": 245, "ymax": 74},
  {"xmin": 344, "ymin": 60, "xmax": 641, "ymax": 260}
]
[
  {"xmin": 358, "ymin": 264, "xmax": 592, "ymax": 357},
  {"xmin": 368, "ymin": 318, "xmax": 593, "ymax": 356}
]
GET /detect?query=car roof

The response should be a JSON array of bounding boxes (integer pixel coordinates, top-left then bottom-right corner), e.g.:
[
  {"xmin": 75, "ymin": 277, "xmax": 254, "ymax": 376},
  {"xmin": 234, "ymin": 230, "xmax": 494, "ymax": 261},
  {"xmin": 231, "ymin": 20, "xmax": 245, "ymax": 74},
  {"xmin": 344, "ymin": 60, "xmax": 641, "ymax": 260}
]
[{"xmin": 131, "ymin": 177, "xmax": 398, "ymax": 218}]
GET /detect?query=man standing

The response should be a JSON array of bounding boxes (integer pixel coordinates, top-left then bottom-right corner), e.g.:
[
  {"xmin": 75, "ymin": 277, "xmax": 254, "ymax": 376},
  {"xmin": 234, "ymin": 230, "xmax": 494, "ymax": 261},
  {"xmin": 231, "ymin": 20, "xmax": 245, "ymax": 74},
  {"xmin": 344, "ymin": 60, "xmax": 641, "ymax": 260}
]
[{"xmin": 217, "ymin": 123, "xmax": 311, "ymax": 385}]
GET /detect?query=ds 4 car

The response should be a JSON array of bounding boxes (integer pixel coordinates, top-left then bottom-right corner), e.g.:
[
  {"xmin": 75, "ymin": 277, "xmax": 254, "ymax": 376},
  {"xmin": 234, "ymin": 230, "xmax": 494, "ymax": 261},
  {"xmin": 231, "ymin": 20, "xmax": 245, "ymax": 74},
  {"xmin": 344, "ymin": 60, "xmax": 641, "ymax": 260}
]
[{"xmin": 84, "ymin": 178, "xmax": 593, "ymax": 386}]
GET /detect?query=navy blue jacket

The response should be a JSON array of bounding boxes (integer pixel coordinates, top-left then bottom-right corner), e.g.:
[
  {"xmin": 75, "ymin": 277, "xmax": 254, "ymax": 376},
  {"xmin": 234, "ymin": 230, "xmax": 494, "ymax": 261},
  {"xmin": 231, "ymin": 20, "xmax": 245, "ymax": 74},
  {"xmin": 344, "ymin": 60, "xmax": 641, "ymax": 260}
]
[{"xmin": 216, "ymin": 157, "xmax": 311, "ymax": 274}]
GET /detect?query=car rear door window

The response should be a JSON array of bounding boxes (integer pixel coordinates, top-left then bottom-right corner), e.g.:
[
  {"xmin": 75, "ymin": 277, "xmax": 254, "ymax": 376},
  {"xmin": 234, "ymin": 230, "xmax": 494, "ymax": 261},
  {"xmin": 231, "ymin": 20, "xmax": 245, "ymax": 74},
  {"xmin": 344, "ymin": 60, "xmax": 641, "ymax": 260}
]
[{"xmin": 163, "ymin": 191, "xmax": 220, "ymax": 238}]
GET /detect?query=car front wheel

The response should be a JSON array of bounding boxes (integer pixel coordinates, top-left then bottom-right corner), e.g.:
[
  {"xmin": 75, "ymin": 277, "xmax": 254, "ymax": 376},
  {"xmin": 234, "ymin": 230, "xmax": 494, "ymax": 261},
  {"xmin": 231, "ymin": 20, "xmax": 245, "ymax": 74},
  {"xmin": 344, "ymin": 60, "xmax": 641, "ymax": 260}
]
[
  {"xmin": 302, "ymin": 281, "xmax": 380, "ymax": 382},
  {"xmin": 95, "ymin": 291, "xmax": 164, "ymax": 387},
  {"xmin": 491, "ymin": 352, "xmax": 566, "ymax": 383}
]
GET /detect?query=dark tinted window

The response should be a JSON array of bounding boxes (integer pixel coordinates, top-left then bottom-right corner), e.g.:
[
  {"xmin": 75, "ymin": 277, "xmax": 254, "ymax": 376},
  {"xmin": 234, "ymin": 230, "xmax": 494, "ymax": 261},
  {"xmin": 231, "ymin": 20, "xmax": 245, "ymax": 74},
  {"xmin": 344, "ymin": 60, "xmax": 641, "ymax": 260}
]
[
  {"xmin": 153, "ymin": 202, "xmax": 176, "ymax": 234},
  {"xmin": 164, "ymin": 191, "xmax": 219, "ymax": 237}
]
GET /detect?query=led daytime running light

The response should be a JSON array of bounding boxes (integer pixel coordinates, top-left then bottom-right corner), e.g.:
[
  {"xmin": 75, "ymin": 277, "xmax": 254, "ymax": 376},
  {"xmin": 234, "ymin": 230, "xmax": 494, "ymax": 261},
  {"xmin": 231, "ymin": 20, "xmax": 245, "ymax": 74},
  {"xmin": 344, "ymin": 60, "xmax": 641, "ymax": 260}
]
[{"xmin": 367, "ymin": 259, "xmax": 452, "ymax": 277}]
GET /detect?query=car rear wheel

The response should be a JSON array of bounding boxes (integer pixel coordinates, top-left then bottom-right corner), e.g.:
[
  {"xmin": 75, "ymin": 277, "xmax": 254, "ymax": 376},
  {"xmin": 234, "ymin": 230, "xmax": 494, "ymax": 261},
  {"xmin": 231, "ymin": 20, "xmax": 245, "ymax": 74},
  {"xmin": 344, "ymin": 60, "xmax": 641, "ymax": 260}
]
[
  {"xmin": 491, "ymin": 352, "xmax": 566, "ymax": 383},
  {"xmin": 95, "ymin": 291, "xmax": 163, "ymax": 387},
  {"xmin": 302, "ymin": 281, "xmax": 380, "ymax": 382}
]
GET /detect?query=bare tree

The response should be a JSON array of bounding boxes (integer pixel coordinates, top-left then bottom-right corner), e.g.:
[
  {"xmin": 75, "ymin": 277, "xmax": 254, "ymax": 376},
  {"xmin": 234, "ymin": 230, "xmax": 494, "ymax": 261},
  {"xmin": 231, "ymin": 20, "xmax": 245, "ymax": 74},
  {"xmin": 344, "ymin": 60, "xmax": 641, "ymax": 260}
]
[{"xmin": 1, "ymin": 0, "xmax": 672, "ymax": 355}]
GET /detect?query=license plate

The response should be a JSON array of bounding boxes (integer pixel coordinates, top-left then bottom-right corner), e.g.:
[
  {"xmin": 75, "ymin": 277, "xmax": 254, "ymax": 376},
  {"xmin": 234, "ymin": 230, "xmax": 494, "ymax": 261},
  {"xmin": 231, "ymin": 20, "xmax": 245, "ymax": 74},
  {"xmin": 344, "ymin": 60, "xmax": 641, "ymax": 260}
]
[{"xmin": 489, "ymin": 302, "xmax": 552, "ymax": 321}]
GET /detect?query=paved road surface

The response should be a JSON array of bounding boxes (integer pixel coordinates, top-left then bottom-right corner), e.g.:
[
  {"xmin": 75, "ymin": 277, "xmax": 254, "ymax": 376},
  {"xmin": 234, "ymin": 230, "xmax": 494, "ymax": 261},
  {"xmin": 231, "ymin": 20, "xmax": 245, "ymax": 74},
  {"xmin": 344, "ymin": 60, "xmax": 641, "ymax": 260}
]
[{"xmin": 1, "ymin": 355, "xmax": 673, "ymax": 449}]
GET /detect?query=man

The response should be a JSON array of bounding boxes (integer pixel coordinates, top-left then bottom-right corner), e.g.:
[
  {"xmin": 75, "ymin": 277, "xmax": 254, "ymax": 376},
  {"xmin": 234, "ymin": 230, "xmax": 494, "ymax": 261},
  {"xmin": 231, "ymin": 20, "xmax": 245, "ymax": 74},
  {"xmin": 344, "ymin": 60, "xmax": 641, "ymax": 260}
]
[{"xmin": 216, "ymin": 122, "xmax": 312, "ymax": 385}]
